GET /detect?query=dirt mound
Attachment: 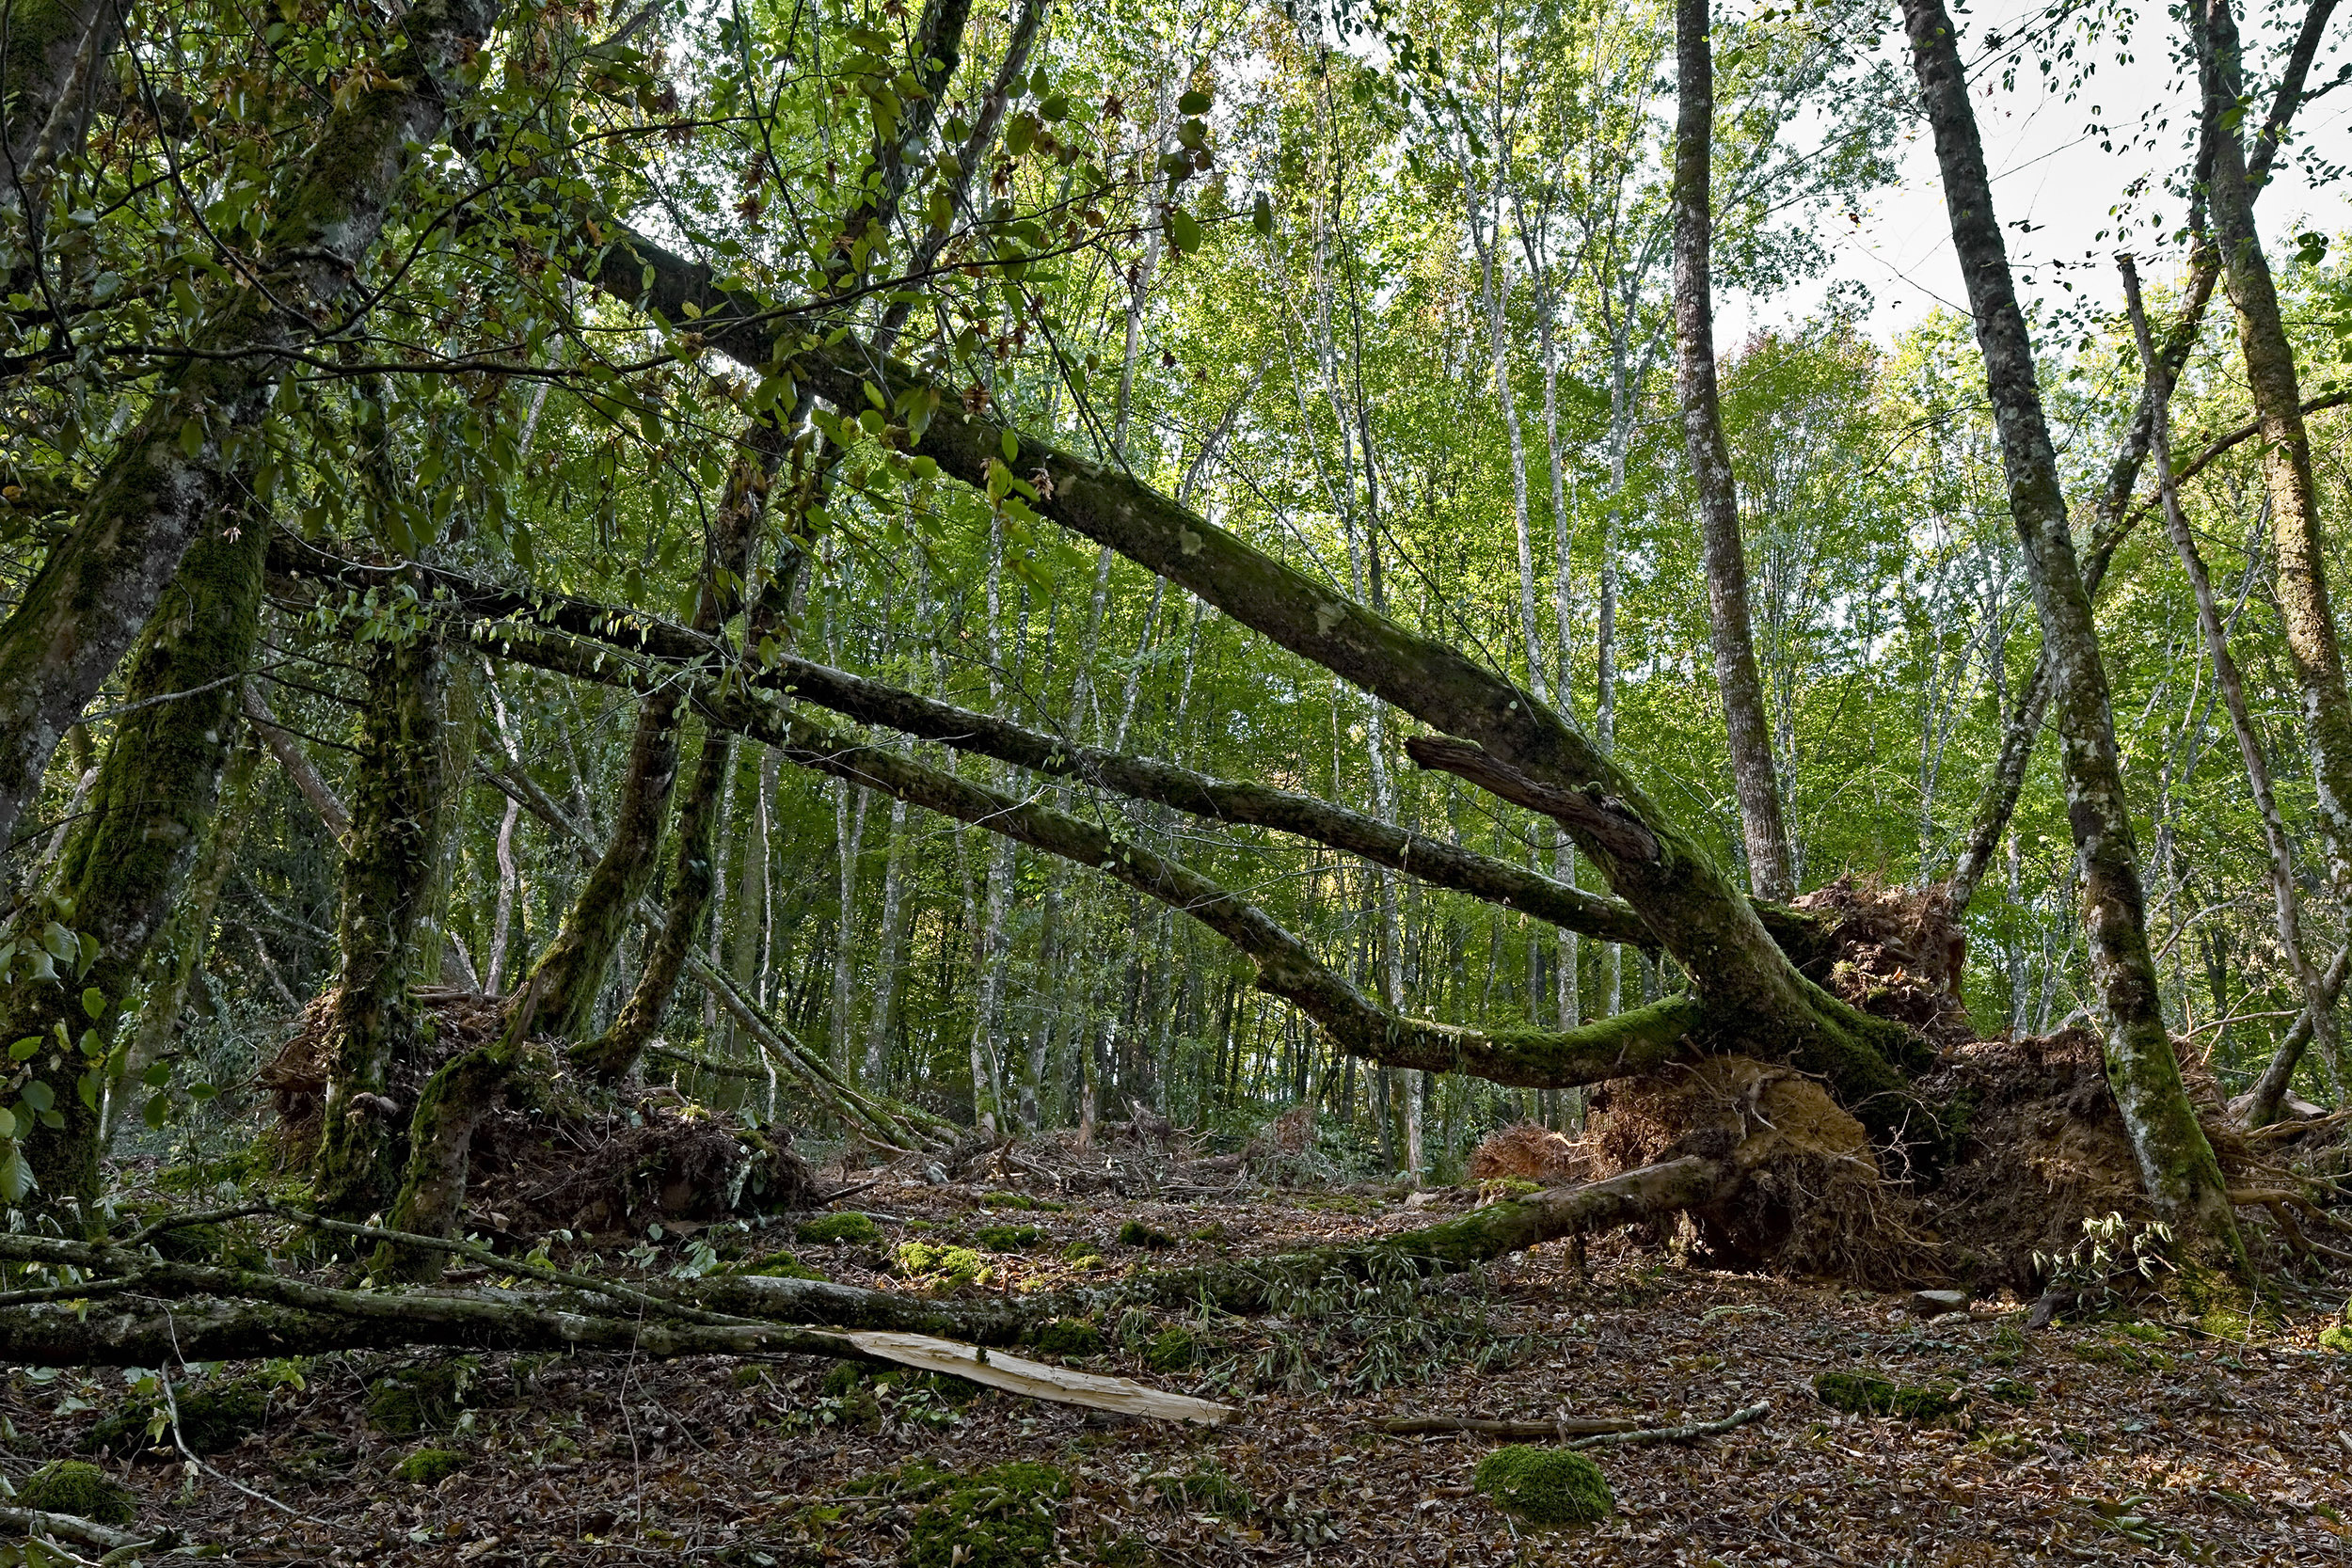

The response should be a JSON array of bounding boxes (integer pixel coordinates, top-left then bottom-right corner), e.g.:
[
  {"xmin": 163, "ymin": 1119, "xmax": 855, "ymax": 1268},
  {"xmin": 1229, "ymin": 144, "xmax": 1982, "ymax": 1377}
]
[
  {"xmin": 259, "ymin": 989, "xmax": 816, "ymax": 1235},
  {"xmin": 1789, "ymin": 875, "xmax": 1972, "ymax": 1046},
  {"xmin": 1914, "ymin": 1028, "xmax": 2265, "ymax": 1291},
  {"xmin": 1469, "ymin": 1124, "xmax": 1590, "ymax": 1185},
  {"xmin": 1582, "ymin": 1057, "xmax": 1939, "ymax": 1286}
]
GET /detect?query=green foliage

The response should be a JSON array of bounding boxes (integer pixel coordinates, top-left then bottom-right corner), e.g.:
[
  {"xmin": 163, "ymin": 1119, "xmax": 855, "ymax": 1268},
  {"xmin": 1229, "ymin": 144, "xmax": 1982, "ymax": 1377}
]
[
  {"xmin": 733, "ymin": 1249, "xmax": 827, "ymax": 1281},
  {"xmin": 16, "ymin": 1461, "xmax": 135, "ymax": 1525},
  {"xmin": 1150, "ymin": 1465, "xmax": 1252, "ymax": 1519},
  {"xmin": 1811, "ymin": 1371, "xmax": 1965, "ymax": 1421},
  {"xmin": 1143, "ymin": 1327, "xmax": 1201, "ymax": 1372},
  {"xmin": 905, "ymin": 1461, "xmax": 1073, "ymax": 1568},
  {"xmin": 1471, "ymin": 1446, "xmax": 1613, "ymax": 1527},
  {"xmin": 795, "ymin": 1212, "xmax": 880, "ymax": 1246},
  {"xmin": 2032, "ymin": 1213, "xmax": 2177, "ymax": 1321},
  {"xmin": 394, "ymin": 1448, "xmax": 466, "ymax": 1485}
]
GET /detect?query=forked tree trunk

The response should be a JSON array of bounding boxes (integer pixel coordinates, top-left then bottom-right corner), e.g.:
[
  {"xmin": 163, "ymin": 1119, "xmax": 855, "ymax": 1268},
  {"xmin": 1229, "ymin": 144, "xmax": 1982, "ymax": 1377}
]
[
  {"xmin": 1899, "ymin": 0, "xmax": 2242, "ymax": 1261},
  {"xmin": 0, "ymin": 0, "xmax": 500, "ymax": 861},
  {"xmin": 1672, "ymin": 0, "xmax": 1793, "ymax": 902}
]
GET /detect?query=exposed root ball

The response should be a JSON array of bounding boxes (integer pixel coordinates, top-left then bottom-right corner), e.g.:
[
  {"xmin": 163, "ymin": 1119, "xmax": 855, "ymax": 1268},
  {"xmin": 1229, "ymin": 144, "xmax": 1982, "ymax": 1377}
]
[
  {"xmin": 1585, "ymin": 1056, "xmax": 1939, "ymax": 1286},
  {"xmin": 1789, "ymin": 875, "xmax": 1973, "ymax": 1048},
  {"xmin": 1469, "ymin": 1123, "xmax": 1590, "ymax": 1186},
  {"xmin": 260, "ymin": 988, "xmax": 817, "ymax": 1234}
]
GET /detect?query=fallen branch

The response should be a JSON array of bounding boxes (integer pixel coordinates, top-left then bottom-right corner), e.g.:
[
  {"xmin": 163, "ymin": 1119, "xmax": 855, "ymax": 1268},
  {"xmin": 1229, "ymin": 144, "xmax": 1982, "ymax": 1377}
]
[
  {"xmin": 1379, "ymin": 1401, "xmax": 1770, "ymax": 1449},
  {"xmin": 0, "ymin": 1508, "xmax": 157, "ymax": 1556}
]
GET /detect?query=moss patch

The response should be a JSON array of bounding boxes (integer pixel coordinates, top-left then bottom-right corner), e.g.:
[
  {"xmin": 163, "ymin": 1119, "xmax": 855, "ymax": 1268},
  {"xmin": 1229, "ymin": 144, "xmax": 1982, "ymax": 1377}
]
[
  {"xmin": 87, "ymin": 1375, "xmax": 269, "ymax": 1455},
  {"xmin": 906, "ymin": 1460, "xmax": 1073, "ymax": 1568},
  {"xmin": 734, "ymin": 1249, "xmax": 827, "ymax": 1281},
  {"xmin": 394, "ymin": 1448, "xmax": 465, "ymax": 1485},
  {"xmin": 1981, "ymin": 1377, "xmax": 2037, "ymax": 1406},
  {"xmin": 1472, "ymin": 1446, "xmax": 1613, "ymax": 1528},
  {"xmin": 974, "ymin": 1223, "xmax": 1042, "ymax": 1251},
  {"xmin": 1117, "ymin": 1220, "xmax": 1176, "ymax": 1249},
  {"xmin": 797, "ymin": 1212, "xmax": 880, "ymax": 1245},
  {"xmin": 18, "ymin": 1461, "xmax": 135, "ymax": 1526},
  {"xmin": 1812, "ymin": 1370, "xmax": 1964, "ymax": 1421},
  {"xmin": 895, "ymin": 1241, "xmax": 987, "ymax": 1284},
  {"xmin": 1031, "ymin": 1319, "xmax": 1106, "ymax": 1358},
  {"xmin": 365, "ymin": 1363, "xmax": 469, "ymax": 1435}
]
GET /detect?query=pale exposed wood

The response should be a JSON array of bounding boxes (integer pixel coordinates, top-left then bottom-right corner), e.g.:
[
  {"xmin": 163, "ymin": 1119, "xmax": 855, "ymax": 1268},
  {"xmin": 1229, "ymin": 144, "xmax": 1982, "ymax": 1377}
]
[{"xmin": 839, "ymin": 1330, "xmax": 1238, "ymax": 1427}]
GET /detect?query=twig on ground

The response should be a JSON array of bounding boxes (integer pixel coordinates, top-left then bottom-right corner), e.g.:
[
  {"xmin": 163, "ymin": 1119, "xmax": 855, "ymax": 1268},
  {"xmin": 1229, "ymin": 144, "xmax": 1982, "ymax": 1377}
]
[{"xmin": 1376, "ymin": 1400, "xmax": 1770, "ymax": 1449}]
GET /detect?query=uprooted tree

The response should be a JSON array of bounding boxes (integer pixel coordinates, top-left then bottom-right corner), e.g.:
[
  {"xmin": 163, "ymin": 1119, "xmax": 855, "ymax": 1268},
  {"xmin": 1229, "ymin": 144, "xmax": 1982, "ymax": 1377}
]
[{"xmin": 0, "ymin": 0, "xmax": 2347, "ymax": 1381}]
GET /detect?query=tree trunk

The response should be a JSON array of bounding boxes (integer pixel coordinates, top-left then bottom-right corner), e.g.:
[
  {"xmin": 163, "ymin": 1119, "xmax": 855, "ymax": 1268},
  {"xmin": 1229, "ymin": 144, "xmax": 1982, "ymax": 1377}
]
[
  {"xmin": 4, "ymin": 517, "xmax": 266, "ymax": 1213},
  {"xmin": 0, "ymin": 0, "xmax": 499, "ymax": 860},
  {"xmin": 1673, "ymin": 0, "xmax": 1793, "ymax": 902},
  {"xmin": 2196, "ymin": 0, "xmax": 2352, "ymax": 916},
  {"xmin": 315, "ymin": 624, "xmax": 451, "ymax": 1218},
  {"xmin": 1900, "ymin": 0, "xmax": 2242, "ymax": 1259}
]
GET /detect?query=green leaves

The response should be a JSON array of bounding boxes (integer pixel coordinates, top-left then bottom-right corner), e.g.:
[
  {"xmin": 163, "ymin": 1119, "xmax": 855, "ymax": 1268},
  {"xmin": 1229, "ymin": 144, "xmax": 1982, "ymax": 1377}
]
[
  {"xmin": 1251, "ymin": 192, "xmax": 1274, "ymax": 236},
  {"xmin": 1167, "ymin": 208, "xmax": 1203, "ymax": 255},
  {"xmin": 1177, "ymin": 88, "xmax": 1213, "ymax": 116}
]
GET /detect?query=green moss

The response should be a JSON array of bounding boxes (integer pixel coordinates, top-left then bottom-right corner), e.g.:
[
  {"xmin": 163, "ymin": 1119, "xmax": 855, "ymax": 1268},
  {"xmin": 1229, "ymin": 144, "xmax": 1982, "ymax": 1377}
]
[
  {"xmin": 87, "ymin": 1376, "xmax": 269, "ymax": 1455},
  {"xmin": 17, "ymin": 1461, "xmax": 135, "ymax": 1525},
  {"xmin": 1471, "ymin": 1446, "xmax": 1613, "ymax": 1528},
  {"xmin": 1144, "ymin": 1327, "xmax": 1201, "ymax": 1372},
  {"xmin": 896, "ymin": 1241, "xmax": 988, "ymax": 1284},
  {"xmin": 735, "ymin": 1249, "xmax": 827, "ymax": 1281},
  {"xmin": 150, "ymin": 1221, "xmax": 271, "ymax": 1271},
  {"xmin": 1117, "ymin": 1221, "xmax": 1175, "ymax": 1249},
  {"xmin": 906, "ymin": 1461, "xmax": 1073, "ymax": 1568},
  {"xmin": 394, "ymin": 1448, "xmax": 465, "ymax": 1485},
  {"xmin": 1982, "ymin": 1377, "xmax": 2037, "ymax": 1406},
  {"xmin": 974, "ymin": 1223, "xmax": 1042, "ymax": 1251},
  {"xmin": 1151, "ymin": 1465, "xmax": 1252, "ymax": 1519},
  {"xmin": 1812, "ymin": 1370, "xmax": 1964, "ymax": 1421},
  {"xmin": 364, "ymin": 1363, "xmax": 468, "ymax": 1435},
  {"xmin": 1032, "ymin": 1319, "xmax": 1107, "ymax": 1358},
  {"xmin": 796, "ymin": 1212, "xmax": 881, "ymax": 1245}
]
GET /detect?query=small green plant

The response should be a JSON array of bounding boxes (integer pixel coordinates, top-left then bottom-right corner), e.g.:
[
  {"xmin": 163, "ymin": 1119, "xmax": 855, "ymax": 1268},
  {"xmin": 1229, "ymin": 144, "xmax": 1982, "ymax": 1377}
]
[
  {"xmin": 2320, "ymin": 1300, "xmax": 2352, "ymax": 1355},
  {"xmin": 1116, "ymin": 1220, "xmax": 1176, "ymax": 1249},
  {"xmin": 1471, "ymin": 1446, "xmax": 1613, "ymax": 1527},
  {"xmin": 87, "ymin": 1373, "xmax": 270, "ymax": 1455},
  {"xmin": 1981, "ymin": 1377, "xmax": 2037, "ymax": 1406},
  {"xmin": 1031, "ymin": 1319, "xmax": 1106, "ymax": 1358},
  {"xmin": 895, "ymin": 1241, "xmax": 988, "ymax": 1285},
  {"xmin": 1812, "ymin": 1370, "xmax": 1964, "ymax": 1420},
  {"xmin": 796, "ymin": 1212, "xmax": 881, "ymax": 1245},
  {"xmin": 2031, "ymin": 1212, "xmax": 2176, "ymax": 1321},
  {"xmin": 16, "ymin": 1461, "xmax": 135, "ymax": 1525},
  {"xmin": 395, "ymin": 1448, "xmax": 465, "ymax": 1485},
  {"xmin": 973, "ymin": 1223, "xmax": 1042, "ymax": 1251},
  {"xmin": 1151, "ymin": 1465, "xmax": 1252, "ymax": 1520},
  {"xmin": 1144, "ymin": 1326, "xmax": 1201, "ymax": 1372}
]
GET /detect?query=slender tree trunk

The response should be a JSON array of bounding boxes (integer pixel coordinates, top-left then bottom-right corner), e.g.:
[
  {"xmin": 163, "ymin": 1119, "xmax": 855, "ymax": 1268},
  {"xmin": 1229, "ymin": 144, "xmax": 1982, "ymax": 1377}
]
[
  {"xmin": 1673, "ymin": 0, "xmax": 1793, "ymax": 901},
  {"xmin": 864, "ymin": 792, "xmax": 913, "ymax": 1088},
  {"xmin": 2127, "ymin": 257, "xmax": 2344, "ymax": 1117},
  {"xmin": 829, "ymin": 779, "xmax": 868, "ymax": 1074},
  {"xmin": 485, "ymin": 798, "xmax": 520, "ymax": 995},
  {"xmin": 1901, "ymin": 0, "xmax": 2242, "ymax": 1259}
]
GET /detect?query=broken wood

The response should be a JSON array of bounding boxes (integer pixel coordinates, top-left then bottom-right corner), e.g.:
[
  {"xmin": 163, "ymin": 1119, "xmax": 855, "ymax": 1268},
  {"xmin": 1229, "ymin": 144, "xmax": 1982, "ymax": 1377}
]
[
  {"xmin": 838, "ymin": 1331, "xmax": 1235, "ymax": 1427},
  {"xmin": 1378, "ymin": 1400, "xmax": 1770, "ymax": 1449}
]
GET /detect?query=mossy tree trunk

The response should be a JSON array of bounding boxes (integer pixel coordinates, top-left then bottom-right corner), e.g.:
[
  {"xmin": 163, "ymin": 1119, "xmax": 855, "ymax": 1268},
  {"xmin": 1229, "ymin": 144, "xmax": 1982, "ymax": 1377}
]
[
  {"xmin": 0, "ymin": 0, "xmax": 500, "ymax": 861},
  {"xmin": 1900, "ymin": 0, "xmax": 2243, "ymax": 1263},
  {"xmin": 315, "ymin": 622, "xmax": 451, "ymax": 1219},
  {"xmin": 2, "ymin": 514, "xmax": 267, "ymax": 1215}
]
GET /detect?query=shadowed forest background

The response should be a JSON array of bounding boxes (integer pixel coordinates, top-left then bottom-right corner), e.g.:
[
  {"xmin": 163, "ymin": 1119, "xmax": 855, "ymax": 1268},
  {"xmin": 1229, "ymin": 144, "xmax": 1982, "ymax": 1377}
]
[{"xmin": 0, "ymin": 0, "xmax": 2350, "ymax": 1560}]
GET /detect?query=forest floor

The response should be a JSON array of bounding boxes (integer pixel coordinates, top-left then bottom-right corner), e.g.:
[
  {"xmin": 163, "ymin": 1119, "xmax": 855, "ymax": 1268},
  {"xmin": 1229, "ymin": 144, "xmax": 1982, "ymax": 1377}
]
[{"xmin": 6, "ymin": 1162, "xmax": 2351, "ymax": 1567}]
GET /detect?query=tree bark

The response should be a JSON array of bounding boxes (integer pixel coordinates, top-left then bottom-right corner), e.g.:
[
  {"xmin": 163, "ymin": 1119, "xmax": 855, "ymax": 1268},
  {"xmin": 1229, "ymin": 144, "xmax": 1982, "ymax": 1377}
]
[
  {"xmin": 0, "ymin": 0, "xmax": 500, "ymax": 861},
  {"xmin": 3, "ymin": 515, "xmax": 266, "ymax": 1213},
  {"xmin": 1900, "ymin": 0, "xmax": 2242, "ymax": 1259},
  {"xmin": 1673, "ymin": 0, "xmax": 1794, "ymax": 901}
]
